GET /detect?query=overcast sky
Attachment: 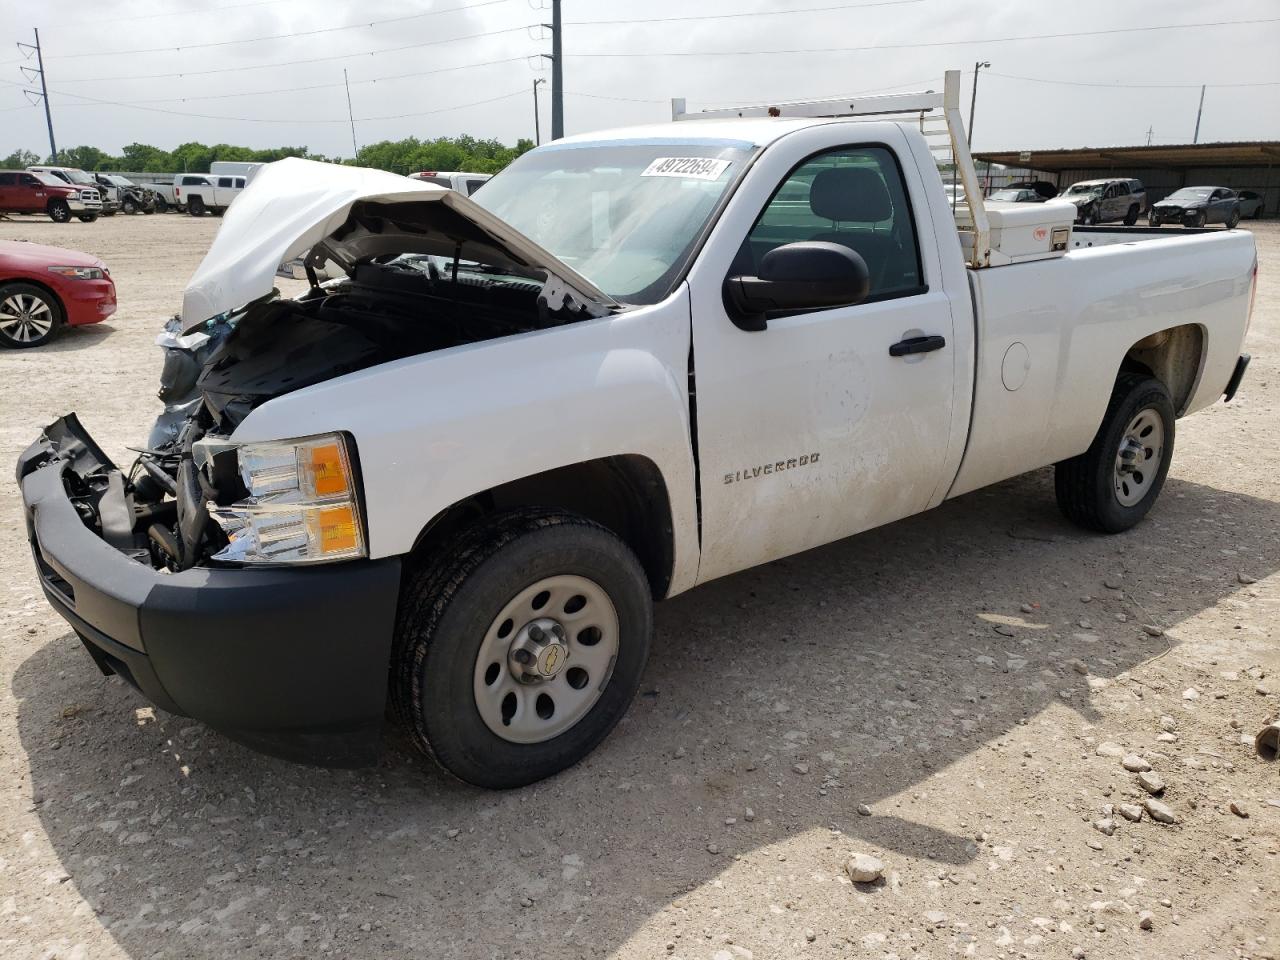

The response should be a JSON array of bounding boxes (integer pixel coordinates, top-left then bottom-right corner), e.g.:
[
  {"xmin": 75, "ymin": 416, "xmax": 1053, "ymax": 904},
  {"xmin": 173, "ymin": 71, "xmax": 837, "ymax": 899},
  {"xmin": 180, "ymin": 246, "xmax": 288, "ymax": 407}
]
[{"xmin": 1, "ymin": 0, "xmax": 1277, "ymax": 161}]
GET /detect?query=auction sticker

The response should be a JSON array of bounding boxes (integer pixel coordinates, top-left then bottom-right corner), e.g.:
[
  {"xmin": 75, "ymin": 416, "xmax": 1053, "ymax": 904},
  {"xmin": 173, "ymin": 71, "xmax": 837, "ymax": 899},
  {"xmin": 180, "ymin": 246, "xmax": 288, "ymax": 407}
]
[{"xmin": 641, "ymin": 157, "xmax": 732, "ymax": 180}]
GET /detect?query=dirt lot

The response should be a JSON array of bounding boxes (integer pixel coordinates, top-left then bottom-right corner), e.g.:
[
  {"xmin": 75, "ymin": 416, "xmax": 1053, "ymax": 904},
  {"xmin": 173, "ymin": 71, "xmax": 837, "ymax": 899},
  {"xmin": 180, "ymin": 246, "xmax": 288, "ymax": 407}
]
[{"xmin": 1, "ymin": 212, "xmax": 1278, "ymax": 960}]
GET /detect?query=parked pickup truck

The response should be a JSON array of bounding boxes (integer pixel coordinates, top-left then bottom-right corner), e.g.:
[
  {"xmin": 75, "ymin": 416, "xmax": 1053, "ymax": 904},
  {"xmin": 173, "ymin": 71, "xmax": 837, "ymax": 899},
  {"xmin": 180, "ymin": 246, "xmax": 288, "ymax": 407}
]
[
  {"xmin": 18, "ymin": 73, "xmax": 1257, "ymax": 787},
  {"xmin": 175, "ymin": 173, "xmax": 245, "ymax": 216},
  {"xmin": 0, "ymin": 170, "xmax": 102, "ymax": 222}
]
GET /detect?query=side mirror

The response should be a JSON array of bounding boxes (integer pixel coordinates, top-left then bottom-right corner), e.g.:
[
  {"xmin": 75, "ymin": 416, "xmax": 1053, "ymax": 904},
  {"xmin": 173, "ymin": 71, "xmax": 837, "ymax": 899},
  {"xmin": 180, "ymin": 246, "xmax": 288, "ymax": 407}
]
[{"xmin": 724, "ymin": 241, "xmax": 871, "ymax": 332}]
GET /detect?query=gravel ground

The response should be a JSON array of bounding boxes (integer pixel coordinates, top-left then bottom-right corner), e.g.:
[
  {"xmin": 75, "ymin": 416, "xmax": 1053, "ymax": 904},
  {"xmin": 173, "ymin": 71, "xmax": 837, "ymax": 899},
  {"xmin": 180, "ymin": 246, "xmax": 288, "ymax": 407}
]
[{"xmin": 1, "ymin": 213, "xmax": 1278, "ymax": 960}]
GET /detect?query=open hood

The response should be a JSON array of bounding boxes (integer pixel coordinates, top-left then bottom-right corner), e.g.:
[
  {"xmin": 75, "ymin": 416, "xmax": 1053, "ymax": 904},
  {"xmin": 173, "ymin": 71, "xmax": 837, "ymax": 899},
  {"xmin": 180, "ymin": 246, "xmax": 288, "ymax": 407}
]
[{"xmin": 181, "ymin": 157, "xmax": 617, "ymax": 332}]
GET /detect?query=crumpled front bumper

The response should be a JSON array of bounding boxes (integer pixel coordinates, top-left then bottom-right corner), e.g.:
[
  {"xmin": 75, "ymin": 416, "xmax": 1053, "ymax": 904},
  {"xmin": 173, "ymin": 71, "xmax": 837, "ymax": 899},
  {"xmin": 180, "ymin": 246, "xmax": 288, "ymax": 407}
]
[{"xmin": 17, "ymin": 416, "xmax": 402, "ymax": 767}]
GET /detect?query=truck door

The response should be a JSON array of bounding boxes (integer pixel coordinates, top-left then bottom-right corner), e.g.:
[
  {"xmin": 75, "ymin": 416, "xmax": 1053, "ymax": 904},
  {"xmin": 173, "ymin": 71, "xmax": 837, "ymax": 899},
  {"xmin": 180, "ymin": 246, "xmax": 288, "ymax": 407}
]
[
  {"xmin": 0, "ymin": 172, "xmax": 14, "ymax": 209},
  {"xmin": 17, "ymin": 173, "xmax": 45, "ymax": 212},
  {"xmin": 688, "ymin": 136, "xmax": 959, "ymax": 583},
  {"xmin": 216, "ymin": 176, "xmax": 235, "ymax": 208}
]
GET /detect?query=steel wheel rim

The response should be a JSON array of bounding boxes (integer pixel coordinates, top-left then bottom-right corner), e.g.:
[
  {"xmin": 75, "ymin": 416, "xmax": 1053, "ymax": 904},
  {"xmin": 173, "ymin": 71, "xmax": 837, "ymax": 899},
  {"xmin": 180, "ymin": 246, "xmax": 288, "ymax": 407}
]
[
  {"xmin": 1114, "ymin": 407, "xmax": 1164, "ymax": 507},
  {"xmin": 473, "ymin": 574, "xmax": 620, "ymax": 745},
  {"xmin": 0, "ymin": 294, "xmax": 54, "ymax": 342}
]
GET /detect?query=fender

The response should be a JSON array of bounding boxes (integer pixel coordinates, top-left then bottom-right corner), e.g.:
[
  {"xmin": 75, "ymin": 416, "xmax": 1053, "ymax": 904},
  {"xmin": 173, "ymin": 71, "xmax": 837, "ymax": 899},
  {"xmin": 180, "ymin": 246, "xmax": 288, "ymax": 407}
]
[{"xmin": 231, "ymin": 285, "xmax": 702, "ymax": 597}]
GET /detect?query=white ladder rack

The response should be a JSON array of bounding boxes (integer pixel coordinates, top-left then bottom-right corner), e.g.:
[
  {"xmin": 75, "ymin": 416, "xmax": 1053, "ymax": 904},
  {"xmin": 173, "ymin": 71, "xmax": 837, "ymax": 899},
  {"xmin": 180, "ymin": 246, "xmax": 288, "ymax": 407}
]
[{"xmin": 671, "ymin": 70, "xmax": 991, "ymax": 268}]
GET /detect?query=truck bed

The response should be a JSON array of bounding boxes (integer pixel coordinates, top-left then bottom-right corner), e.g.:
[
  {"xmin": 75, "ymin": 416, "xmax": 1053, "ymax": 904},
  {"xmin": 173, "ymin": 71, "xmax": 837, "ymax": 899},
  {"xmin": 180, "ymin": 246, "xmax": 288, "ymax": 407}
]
[{"xmin": 946, "ymin": 226, "xmax": 1256, "ymax": 499}]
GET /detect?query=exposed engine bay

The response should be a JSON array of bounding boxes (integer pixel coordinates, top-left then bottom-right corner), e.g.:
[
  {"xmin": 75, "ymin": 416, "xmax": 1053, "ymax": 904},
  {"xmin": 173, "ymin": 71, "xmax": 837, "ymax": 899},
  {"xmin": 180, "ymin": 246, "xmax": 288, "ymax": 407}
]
[{"xmin": 60, "ymin": 249, "xmax": 599, "ymax": 574}]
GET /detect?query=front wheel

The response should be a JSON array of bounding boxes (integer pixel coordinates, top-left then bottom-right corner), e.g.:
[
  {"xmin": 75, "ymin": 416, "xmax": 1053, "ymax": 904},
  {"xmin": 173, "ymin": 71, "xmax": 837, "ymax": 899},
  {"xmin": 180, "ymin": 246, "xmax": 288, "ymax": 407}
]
[
  {"xmin": 154, "ymin": 197, "xmax": 168, "ymax": 213},
  {"xmin": 1123, "ymin": 205, "xmax": 1139, "ymax": 226},
  {"xmin": 0, "ymin": 282, "xmax": 63, "ymax": 348},
  {"xmin": 122, "ymin": 198, "xmax": 138, "ymax": 215},
  {"xmin": 1081, "ymin": 206, "xmax": 1098, "ymax": 226},
  {"xmin": 1149, "ymin": 214, "xmax": 1161, "ymax": 227},
  {"xmin": 392, "ymin": 509, "xmax": 653, "ymax": 789},
  {"xmin": 1055, "ymin": 373, "xmax": 1174, "ymax": 533},
  {"xmin": 77, "ymin": 214, "xmax": 98, "ymax": 223},
  {"xmin": 47, "ymin": 199, "xmax": 71, "ymax": 223},
  {"xmin": 1196, "ymin": 211, "xmax": 1207, "ymax": 228}
]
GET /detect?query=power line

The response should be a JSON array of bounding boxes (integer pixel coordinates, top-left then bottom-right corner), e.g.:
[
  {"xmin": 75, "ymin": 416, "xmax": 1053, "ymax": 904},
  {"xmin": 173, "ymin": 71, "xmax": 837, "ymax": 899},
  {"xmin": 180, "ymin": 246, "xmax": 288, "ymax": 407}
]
[
  {"xmin": 987, "ymin": 70, "xmax": 1280, "ymax": 90},
  {"xmin": 52, "ymin": 25, "xmax": 543, "ymax": 83},
  {"xmin": 45, "ymin": 0, "xmax": 517, "ymax": 60},
  {"xmin": 10, "ymin": 82, "xmax": 529, "ymax": 125},
  {"xmin": 43, "ymin": 57, "xmax": 532, "ymax": 107},
  {"xmin": 566, "ymin": 0, "xmax": 923, "ymax": 26},
  {"xmin": 564, "ymin": 17, "xmax": 1280, "ymax": 58}
]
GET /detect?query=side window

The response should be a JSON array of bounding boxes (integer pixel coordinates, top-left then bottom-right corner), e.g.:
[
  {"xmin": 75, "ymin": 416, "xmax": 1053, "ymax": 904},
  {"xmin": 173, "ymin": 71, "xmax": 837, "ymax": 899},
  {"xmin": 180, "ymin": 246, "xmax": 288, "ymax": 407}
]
[
  {"xmin": 19, "ymin": 174, "xmax": 39, "ymax": 186},
  {"xmin": 1114, "ymin": 182, "xmax": 1129, "ymax": 196},
  {"xmin": 234, "ymin": 177, "xmax": 245, "ymax": 188},
  {"xmin": 218, "ymin": 177, "xmax": 234, "ymax": 188},
  {"xmin": 739, "ymin": 145, "xmax": 923, "ymax": 301},
  {"xmin": 0, "ymin": 173, "xmax": 15, "ymax": 186},
  {"xmin": 464, "ymin": 178, "xmax": 487, "ymax": 195}
]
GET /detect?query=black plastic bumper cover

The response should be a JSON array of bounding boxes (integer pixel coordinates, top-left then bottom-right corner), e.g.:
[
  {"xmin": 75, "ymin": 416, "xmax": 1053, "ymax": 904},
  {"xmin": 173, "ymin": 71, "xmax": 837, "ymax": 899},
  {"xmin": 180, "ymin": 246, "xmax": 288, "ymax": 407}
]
[{"xmin": 18, "ymin": 429, "xmax": 402, "ymax": 767}]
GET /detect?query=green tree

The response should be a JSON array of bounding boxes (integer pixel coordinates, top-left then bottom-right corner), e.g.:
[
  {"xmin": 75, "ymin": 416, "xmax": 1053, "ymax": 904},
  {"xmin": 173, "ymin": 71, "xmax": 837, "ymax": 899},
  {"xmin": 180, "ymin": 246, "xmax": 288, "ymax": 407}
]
[
  {"xmin": 2, "ymin": 148, "xmax": 39, "ymax": 168},
  {"xmin": 58, "ymin": 145, "xmax": 115, "ymax": 170}
]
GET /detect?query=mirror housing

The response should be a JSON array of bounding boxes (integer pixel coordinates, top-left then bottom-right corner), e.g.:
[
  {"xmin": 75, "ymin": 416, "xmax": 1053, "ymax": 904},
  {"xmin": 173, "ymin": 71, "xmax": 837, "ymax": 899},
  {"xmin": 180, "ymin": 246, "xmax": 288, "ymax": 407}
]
[{"xmin": 724, "ymin": 241, "xmax": 871, "ymax": 331}]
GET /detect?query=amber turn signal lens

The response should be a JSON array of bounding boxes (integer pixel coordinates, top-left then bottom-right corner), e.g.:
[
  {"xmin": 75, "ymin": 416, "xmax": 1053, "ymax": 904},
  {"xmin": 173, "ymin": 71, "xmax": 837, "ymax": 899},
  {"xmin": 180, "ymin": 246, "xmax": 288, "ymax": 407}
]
[
  {"xmin": 316, "ymin": 505, "xmax": 358, "ymax": 554},
  {"xmin": 307, "ymin": 442, "xmax": 350, "ymax": 497}
]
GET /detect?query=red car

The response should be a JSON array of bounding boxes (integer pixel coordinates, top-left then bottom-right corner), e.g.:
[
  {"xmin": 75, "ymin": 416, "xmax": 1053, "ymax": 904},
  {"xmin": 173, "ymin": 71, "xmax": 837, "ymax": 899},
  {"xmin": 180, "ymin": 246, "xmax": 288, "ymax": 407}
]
[{"xmin": 0, "ymin": 240, "xmax": 116, "ymax": 348}]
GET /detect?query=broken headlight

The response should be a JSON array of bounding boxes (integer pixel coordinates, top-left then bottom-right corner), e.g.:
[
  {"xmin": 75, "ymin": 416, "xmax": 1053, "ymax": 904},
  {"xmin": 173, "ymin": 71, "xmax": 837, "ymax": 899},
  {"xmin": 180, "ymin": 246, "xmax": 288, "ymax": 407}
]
[{"xmin": 197, "ymin": 433, "xmax": 366, "ymax": 564}]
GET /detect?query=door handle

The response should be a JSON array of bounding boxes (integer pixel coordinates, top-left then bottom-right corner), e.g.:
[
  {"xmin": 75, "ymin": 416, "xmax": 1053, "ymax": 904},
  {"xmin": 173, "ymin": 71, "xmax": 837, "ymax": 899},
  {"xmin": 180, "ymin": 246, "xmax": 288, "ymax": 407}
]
[{"xmin": 889, "ymin": 335, "xmax": 946, "ymax": 357}]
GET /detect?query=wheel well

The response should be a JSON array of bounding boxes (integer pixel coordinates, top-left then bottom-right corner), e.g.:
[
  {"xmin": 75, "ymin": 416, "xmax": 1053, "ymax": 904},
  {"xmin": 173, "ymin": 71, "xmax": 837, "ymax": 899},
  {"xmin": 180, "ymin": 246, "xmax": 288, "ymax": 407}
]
[
  {"xmin": 1119, "ymin": 323, "xmax": 1205, "ymax": 415},
  {"xmin": 410, "ymin": 455, "xmax": 676, "ymax": 597}
]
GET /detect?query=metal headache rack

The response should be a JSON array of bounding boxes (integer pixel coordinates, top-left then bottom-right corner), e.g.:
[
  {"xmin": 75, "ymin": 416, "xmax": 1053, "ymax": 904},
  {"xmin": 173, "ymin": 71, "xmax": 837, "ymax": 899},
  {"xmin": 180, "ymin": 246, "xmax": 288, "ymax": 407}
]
[{"xmin": 671, "ymin": 70, "xmax": 992, "ymax": 268}]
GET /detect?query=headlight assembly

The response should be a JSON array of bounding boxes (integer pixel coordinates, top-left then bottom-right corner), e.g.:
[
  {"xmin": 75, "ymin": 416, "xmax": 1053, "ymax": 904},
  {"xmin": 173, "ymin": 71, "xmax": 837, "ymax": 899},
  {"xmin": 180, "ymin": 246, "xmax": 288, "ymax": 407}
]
[{"xmin": 197, "ymin": 433, "xmax": 366, "ymax": 564}]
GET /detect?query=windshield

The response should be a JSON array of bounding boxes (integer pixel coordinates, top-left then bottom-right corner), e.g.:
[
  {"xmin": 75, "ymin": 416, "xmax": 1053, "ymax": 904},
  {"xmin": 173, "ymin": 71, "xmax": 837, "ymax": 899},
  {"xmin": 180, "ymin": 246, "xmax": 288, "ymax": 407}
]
[
  {"xmin": 108, "ymin": 175, "xmax": 134, "ymax": 186},
  {"xmin": 58, "ymin": 168, "xmax": 96, "ymax": 186},
  {"xmin": 1063, "ymin": 183, "xmax": 1102, "ymax": 196},
  {"xmin": 31, "ymin": 172, "xmax": 63, "ymax": 187},
  {"xmin": 472, "ymin": 139, "xmax": 754, "ymax": 304},
  {"xmin": 1166, "ymin": 188, "xmax": 1212, "ymax": 201},
  {"xmin": 989, "ymin": 190, "xmax": 1024, "ymax": 201}
]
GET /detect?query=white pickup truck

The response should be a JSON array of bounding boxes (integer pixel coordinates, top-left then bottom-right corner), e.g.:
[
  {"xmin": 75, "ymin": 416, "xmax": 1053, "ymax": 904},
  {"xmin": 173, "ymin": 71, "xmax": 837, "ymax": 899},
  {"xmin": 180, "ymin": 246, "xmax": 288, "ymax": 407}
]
[{"xmin": 19, "ymin": 73, "xmax": 1257, "ymax": 787}]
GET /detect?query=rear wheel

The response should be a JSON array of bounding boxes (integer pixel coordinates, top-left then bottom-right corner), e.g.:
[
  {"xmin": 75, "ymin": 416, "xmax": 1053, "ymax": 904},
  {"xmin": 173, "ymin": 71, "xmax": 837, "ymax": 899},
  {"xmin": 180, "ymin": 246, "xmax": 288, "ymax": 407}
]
[
  {"xmin": 1227, "ymin": 209, "xmax": 1240, "ymax": 229},
  {"xmin": 0, "ymin": 282, "xmax": 63, "ymax": 348},
  {"xmin": 47, "ymin": 199, "xmax": 71, "ymax": 223},
  {"xmin": 77, "ymin": 214, "xmax": 98, "ymax": 223},
  {"xmin": 1123, "ymin": 205, "xmax": 1139, "ymax": 226},
  {"xmin": 392, "ymin": 509, "xmax": 653, "ymax": 788},
  {"xmin": 188, "ymin": 196, "xmax": 206, "ymax": 216},
  {"xmin": 1055, "ymin": 374, "xmax": 1174, "ymax": 533}
]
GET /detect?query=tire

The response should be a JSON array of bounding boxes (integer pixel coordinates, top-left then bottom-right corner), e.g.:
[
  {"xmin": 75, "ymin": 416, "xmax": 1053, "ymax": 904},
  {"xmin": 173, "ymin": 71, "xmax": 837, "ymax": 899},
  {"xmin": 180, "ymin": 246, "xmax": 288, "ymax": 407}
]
[
  {"xmin": 1123, "ymin": 205, "xmax": 1139, "ymax": 226},
  {"xmin": 0, "ymin": 282, "xmax": 63, "ymax": 348},
  {"xmin": 188, "ymin": 196, "xmax": 206, "ymax": 216},
  {"xmin": 1149, "ymin": 214, "xmax": 1161, "ymax": 227},
  {"xmin": 77, "ymin": 214, "xmax": 98, "ymax": 223},
  {"xmin": 1055, "ymin": 373, "xmax": 1175, "ymax": 533},
  {"xmin": 1253, "ymin": 207, "xmax": 1264, "ymax": 220},
  {"xmin": 122, "ymin": 197, "xmax": 138, "ymax": 215},
  {"xmin": 1227, "ymin": 209, "xmax": 1240, "ymax": 229},
  {"xmin": 47, "ymin": 199, "xmax": 71, "ymax": 223},
  {"xmin": 154, "ymin": 197, "xmax": 168, "ymax": 213},
  {"xmin": 392, "ymin": 509, "xmax": 653, "ymax": 789},
  {"xmin": 1196, "ymin": 211, "xmax": 1207, "ymax": 228},
  {"xmin": 212, "ymin": 207, "xmax": 224, "ymax": 217},
  {"xmin": 1082, "ymin": 206, "xmax": 1098, "ymax": 226}
]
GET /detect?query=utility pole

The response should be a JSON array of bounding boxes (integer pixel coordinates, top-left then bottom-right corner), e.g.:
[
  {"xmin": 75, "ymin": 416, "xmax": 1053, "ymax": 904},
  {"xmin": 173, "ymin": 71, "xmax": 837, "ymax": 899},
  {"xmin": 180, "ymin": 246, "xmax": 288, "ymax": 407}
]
[
  {"xmin": 1192, "ymin": 84, "xmax": 1205, "ymax": 144},
  {"xmin": 551, "ymin": 0, "xmax": 563, "ymax": 140},
  {"xmin": 17, "ymin": 29, "xmax": 57, "ymax": 163},
  {"xmin": 1145, "ymin": 125, "xmax": 1154, "ymax": 146},
  {"xmin": 343, "ymin": 69, "xmax": 359, "ymax": 159},
  {"xmin": 532, "ymin": 77, "xmax": 545, "ymax": 145},
  {"xmin": 967, "ymin": 60, "xmax": 990, "ymax": 148}
]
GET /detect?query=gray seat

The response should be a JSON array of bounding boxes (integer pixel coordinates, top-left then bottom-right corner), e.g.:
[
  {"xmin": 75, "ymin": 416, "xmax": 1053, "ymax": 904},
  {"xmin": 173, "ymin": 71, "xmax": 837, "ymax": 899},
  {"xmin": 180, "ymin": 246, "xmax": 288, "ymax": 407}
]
[{"xmin": 807, "ymin": 167, "xmax": 907, "ymax": 291}]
